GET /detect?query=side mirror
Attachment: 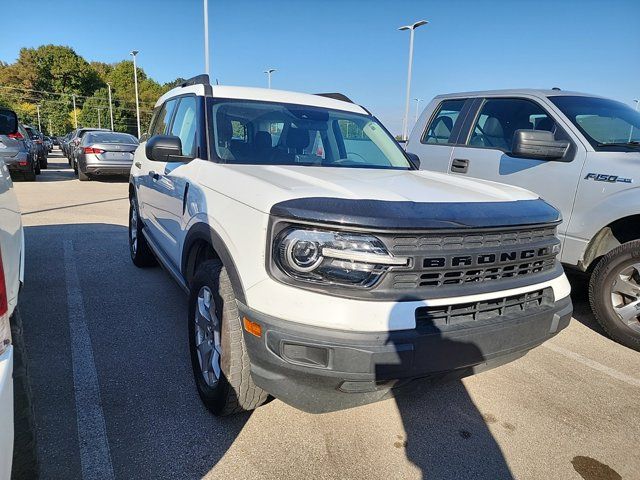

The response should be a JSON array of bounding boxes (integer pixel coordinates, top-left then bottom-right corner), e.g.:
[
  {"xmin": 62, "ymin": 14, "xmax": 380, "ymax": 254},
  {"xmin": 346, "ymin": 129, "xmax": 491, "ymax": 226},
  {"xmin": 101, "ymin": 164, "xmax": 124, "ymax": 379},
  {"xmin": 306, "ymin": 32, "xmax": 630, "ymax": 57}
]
[
  {"xmin": 145, "ymin": 135, "xmax": 188, "ymax": 162},
  {"xmin": 511, "ymin": 129, "xmax": 569, "ymax": 160},
  {"xmin": 405, "ymin": 152, "xmax": 421, "ymax": 169},
  {"xmin": 0, "ymin": 108, "xmax": 18, "ymax": 135}
]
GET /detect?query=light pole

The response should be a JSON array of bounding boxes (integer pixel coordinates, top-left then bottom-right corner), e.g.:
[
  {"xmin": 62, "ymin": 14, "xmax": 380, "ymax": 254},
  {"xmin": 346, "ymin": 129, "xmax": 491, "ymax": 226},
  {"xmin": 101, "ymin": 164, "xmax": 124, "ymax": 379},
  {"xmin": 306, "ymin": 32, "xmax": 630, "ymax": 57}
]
[
  {"xmin": 130, "ymin": 50, "xmax": 141, "ymax": 138},
  {"xmin": 36, "ymin": 104, "xmax": 41, "ymax": 131},
  {"xmin": 399, "ymin": 20, "xmax": 428, "ymax": 141},
  {"xmin": 72, "ymin": 94, "xmax": 78, "ymax": 128},
  {"xmin": 107, "ymin": 83, "xmax": 114, "ymax": 131},
  {"xmin": 203, "ymin": 0, "xmax": 210, "ymax": 75},
  {"xmin": 629, "ymin": 99, "xmax": 639, "ymax": 141},
  {"xmin": 97, "ymin": 107, "xmax": 102, "ymax": 129},
  {"xmin": 264, "ymin": 68, "xmax": 276, "ymax": 89},
  {"xmin": 413, "ymin": 98, "xmax": 423, "ymax": 124},
  {"xmin": 48, "ymin": 118, "xmax": 52, "ymax": 136},
  {"xmin": 634, "ymin": 99, "xmax": 639, "ymax": 111}
]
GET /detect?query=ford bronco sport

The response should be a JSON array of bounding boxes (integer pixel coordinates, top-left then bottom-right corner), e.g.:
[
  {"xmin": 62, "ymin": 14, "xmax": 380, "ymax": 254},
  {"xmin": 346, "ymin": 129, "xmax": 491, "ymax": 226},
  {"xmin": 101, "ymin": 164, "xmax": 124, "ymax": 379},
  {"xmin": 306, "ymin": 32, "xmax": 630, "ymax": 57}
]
[{"xmin": 128, "ymin": 76, "xmax": 572, "ymax": 415}]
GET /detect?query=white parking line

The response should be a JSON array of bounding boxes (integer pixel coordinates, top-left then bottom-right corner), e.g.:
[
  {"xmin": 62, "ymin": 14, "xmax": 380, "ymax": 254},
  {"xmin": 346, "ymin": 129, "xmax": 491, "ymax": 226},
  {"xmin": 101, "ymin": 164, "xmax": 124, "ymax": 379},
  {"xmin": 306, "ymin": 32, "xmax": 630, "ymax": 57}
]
[
  {"xmin": 544, "ymin": 342, "xmax": 640, "ymax": 388},
  {"xmin": 63, "ymin": 240, "xmax": 115, "ymax": 480}
]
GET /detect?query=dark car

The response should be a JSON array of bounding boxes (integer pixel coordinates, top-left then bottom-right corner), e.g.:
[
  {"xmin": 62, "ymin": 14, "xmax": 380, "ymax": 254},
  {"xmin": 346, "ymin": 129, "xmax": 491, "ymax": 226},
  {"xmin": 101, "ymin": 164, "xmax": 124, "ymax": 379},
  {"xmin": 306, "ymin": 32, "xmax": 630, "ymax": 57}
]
[
  {"xmin": 23, "ymin": 126, "xmax": 47, "ymax": 169},
  {"xmin": 75, "ymin": 131, "xmax": 138, "ymax": 181},
  {"xmin": 0, "ymin": 110, "xmax": 39, "ymax": 181}
]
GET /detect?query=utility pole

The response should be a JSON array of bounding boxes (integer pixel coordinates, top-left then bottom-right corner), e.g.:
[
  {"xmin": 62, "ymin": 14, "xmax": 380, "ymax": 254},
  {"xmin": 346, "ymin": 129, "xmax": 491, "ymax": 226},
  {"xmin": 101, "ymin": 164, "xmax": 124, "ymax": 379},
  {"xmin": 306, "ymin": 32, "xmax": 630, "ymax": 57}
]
[
  {"xmin": 49, "ymin": 118, "xmax": 52, "ymax": 136},
  {"xmin": 36, "ymin": 104, "xmax": 41, "ymax": 131},
  {"xmin": 203, "ymin": 0, "xmax": 210, "ymax": 75},
  {"xmin": 130, "ymin": 50, "xmax": 141, "ymax": 138},
  {"xmin": 97, "ymin": 107, "xmax": 102, "ymax": 129},
  {"xmin": 72, "ymin": 94, "xmax": 78, "ymax": 128},
  {"xmin": 107, "ymin": 83, "xmax": 114, "ymax": 131},
  {"xmin": 399, "ymin": 20, "xmax": 428, "ymax": 141}
]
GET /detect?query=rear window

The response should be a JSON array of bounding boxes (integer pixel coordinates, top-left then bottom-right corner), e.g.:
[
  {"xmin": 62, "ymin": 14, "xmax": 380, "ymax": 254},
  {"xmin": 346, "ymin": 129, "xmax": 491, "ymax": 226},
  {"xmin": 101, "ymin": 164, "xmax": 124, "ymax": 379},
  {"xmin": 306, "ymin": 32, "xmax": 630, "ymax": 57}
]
[
  {"xmin": 84, "ymin": 132, "xmax": 138, "ymax": 144},
  {"xmin": 421, "ymin": 99, "xmax": 466, "ymax": 144}
]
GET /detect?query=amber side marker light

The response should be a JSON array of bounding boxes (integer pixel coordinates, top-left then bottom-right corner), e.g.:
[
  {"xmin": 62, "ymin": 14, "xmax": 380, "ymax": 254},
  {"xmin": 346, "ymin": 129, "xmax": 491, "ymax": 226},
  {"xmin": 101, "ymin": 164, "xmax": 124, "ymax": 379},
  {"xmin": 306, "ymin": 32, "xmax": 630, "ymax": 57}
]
[{"xmin": 243, "ymin": 317, "xmax": 262, "ymax": 338}]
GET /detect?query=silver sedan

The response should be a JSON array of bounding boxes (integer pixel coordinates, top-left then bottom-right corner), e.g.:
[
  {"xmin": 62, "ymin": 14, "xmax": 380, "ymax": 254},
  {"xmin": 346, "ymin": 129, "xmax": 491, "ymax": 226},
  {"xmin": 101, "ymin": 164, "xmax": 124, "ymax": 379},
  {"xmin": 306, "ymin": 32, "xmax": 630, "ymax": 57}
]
[{"xmin": 75, "ymin": 132, "xmax": 139, "ymax": 181}]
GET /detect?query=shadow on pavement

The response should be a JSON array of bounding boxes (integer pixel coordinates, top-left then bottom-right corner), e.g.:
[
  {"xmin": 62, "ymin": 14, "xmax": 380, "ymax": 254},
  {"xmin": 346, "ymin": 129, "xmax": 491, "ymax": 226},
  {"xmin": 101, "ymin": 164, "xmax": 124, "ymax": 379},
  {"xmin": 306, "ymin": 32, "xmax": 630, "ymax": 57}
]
[{"xmin": 565, "ymin": 271, "xmax": 608, "ymax": 337}]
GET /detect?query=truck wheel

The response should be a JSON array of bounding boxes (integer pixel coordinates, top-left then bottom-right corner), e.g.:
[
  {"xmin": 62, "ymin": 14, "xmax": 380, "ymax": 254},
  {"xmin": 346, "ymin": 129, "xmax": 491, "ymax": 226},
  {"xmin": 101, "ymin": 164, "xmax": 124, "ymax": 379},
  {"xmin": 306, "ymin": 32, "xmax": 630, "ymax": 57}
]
[
  {"xmin": 128, "ymin": 195, "xmax": 157, "ymax": 267},
  {"xmin": 188, "ymin": 260, "xmax": 268, "ymax": 416},
  {"xmin": 589, "ymin": 240, "xmax": 640, "ymax": 351}
]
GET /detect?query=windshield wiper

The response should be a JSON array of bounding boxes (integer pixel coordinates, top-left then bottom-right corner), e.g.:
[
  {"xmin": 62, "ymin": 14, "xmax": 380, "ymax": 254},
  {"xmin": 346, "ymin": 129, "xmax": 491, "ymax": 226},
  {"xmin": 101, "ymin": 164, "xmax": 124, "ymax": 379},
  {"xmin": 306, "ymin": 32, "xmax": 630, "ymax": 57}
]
[{"xmin": 596, "ymin": 141, "xmax": 640, "ymax": 149}]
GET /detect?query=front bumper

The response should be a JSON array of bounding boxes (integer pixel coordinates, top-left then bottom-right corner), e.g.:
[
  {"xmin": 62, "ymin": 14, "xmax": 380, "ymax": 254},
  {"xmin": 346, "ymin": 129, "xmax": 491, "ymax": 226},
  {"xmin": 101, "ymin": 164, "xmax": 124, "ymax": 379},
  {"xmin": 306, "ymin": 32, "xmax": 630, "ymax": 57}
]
[
  {"xmin": 240, "ymin": 295, "xmax": 572, "ymax": 413},
  {"xmin": 0, "ymin": 346, "xmax": 14, "ymax": 479}
]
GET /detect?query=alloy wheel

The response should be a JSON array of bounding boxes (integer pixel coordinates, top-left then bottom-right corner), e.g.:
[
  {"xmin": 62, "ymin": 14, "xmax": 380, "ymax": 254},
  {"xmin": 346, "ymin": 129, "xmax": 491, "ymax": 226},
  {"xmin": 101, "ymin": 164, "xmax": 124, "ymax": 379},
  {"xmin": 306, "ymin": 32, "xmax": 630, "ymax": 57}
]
[
  {"xmin": 194, "ymin": 286, "xmax": 222, "ymax": 387},
  {"xmin": 610, "ymin": 262, "xmax": 640, "ymax": 333}
]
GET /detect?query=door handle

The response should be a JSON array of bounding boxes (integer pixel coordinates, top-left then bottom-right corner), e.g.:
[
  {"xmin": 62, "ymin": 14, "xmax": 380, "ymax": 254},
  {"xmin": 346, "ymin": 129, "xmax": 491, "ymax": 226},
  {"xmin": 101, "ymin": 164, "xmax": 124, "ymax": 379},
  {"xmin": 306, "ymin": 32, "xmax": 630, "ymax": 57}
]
[
  {"xmin": 149, "ymin": 170, "xmax": 160, "ymax": 180},
  {"xmin": 134, "ymin": 161, "xmax": 141, "ymax": 168},
  {"xmin": 451, "ymin": 158, "xmax": 469, "ymax": 173}
]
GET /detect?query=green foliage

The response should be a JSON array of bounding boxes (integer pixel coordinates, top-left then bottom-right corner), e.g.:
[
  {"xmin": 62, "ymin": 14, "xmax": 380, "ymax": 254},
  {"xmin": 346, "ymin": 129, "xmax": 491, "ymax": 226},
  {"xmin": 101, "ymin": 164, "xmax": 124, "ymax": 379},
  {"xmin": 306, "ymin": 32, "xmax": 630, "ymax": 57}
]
[{"xmin": 0, "ymin": 45, "xmax": 176, "ymax": 136}]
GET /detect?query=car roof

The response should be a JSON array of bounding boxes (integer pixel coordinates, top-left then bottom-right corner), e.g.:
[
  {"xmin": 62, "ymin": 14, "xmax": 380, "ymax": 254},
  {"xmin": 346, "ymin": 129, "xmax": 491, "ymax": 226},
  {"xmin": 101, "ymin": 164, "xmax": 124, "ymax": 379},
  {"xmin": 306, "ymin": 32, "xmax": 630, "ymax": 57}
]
[
  {"xmin": 433, "ymin": 88, "xmax": 607, "ymax": 100},
  {"xmin": 156, "ymin": 84, "xmax": 368, "ymax": 115}
]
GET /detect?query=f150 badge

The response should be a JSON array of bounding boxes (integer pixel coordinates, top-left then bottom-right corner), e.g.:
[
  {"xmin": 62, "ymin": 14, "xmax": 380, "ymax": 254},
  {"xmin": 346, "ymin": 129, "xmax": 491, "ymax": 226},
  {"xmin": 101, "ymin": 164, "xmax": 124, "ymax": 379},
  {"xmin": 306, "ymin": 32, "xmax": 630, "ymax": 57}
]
[{"xmin": 585, "ymin": 173, "xmax": 633, "ymax": 183}]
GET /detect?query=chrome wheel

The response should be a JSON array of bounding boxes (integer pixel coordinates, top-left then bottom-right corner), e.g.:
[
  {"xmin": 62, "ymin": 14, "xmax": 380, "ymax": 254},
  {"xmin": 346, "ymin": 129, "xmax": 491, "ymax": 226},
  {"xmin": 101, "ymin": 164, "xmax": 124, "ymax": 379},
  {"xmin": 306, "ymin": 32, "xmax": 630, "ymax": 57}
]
[
  {"xmin": 129, "ymin": 200, "xmax": 138, "ymax": 255},
  {"xmin": 610, "ymin": 262, "xmax": 640, "ymax": 332},
  {"xmin": 194, "ymin": 286, "xmax": 222, "ymax": 387}
]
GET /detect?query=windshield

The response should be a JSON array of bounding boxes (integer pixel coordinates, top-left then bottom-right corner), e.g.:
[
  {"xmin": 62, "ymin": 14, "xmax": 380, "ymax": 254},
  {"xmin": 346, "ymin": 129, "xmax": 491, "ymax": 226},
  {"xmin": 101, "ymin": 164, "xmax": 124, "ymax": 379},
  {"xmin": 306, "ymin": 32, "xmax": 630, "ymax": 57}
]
[
  {"xmin": 207, "ymin": 99, "xmax": 411, "ymax": 169},
  {"xmin": 550, "ymin": 95, "xmax": 640, "ymax": 151}
]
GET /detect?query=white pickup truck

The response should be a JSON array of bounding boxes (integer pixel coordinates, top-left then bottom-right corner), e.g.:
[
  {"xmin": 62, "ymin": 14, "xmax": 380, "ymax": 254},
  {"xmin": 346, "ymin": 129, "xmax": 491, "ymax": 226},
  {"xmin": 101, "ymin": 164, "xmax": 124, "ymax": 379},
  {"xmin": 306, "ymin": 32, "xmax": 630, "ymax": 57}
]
[
  {"xmin": 128, "ymin": 77, "xmax": 572, "ymax": 415},
  {"xmin": 407, "ymin": 89, "xmax": 640, "ymax": 351}
]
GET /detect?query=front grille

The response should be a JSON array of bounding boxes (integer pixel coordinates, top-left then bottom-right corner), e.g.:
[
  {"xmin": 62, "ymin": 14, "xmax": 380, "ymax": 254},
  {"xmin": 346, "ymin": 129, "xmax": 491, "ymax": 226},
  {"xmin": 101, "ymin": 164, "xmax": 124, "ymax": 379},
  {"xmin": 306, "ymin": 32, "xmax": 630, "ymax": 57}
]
[
  {"xmin": 385, "ymin": 225, "xmax": 559, "ymax": 290},
  {"xmin": 415, "ymin": 288, "xmax": 552, "ymax": 328},
  {"xmin": 390, "ymin": 227, "xmax": 557, "ymax": 252}
]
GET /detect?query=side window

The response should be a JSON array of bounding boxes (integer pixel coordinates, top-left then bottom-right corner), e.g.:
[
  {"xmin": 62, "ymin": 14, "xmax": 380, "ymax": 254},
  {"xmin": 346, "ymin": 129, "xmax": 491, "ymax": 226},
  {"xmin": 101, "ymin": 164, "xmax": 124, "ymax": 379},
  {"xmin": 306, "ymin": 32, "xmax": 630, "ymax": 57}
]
[
  {"xmin": 152, "ymin": 99, "xmax": 177, "ymax": 136},
  {"xmin": 169, "ymin": 96, "xmax": 198, "ymax": 157},
  {"xmin": 421, "ymin": 99, "xmax": 466, "ymax": 144},
  {"xmin": 468, "ymin": 98, "xmax": 555, "ymax": 151}
]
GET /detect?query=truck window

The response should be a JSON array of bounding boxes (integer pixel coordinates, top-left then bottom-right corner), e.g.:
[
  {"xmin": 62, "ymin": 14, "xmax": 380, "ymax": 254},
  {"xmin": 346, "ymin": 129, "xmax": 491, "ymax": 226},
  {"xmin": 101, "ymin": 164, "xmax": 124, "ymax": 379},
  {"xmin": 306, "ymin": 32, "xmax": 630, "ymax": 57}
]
[
  {"xmin": 468, "ymin": 98, "xmax": 555, "ymax": 151},
  {"xmin": 421, "ymin": 99, "xmax": 466, "ymax": 144}
]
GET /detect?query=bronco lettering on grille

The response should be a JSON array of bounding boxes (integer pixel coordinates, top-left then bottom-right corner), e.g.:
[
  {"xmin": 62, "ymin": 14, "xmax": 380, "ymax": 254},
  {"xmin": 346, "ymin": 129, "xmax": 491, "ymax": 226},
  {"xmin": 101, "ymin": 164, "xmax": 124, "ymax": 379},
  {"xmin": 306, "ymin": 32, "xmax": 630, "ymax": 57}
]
[{"xmin": 423, "ymin": 247, "xmax": 553, "ymax": 269}]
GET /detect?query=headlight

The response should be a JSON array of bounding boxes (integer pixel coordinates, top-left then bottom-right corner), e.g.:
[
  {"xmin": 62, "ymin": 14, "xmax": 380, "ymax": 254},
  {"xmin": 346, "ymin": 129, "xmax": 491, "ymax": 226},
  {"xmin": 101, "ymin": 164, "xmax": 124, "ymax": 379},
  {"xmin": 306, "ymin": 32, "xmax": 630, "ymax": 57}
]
[{"xmin": 274, "ymin": 227, "xmax": 408, "ymax": 287}]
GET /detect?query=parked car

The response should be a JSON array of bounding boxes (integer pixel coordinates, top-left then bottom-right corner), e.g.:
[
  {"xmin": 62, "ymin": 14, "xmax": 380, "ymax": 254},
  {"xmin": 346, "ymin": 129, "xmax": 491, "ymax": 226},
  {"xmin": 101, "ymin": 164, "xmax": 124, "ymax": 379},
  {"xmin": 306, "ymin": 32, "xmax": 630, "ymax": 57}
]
[
  {"xmin": 0, "ymin": 108, "xmax": 27, "ymax": 478},
  {"xmin": 23, "ymin": 126, "xmax": 47, "ymax": 170},
  {"xmin": 407, "ymin": 89, "xmax": 640, "ymax": 351},
  {"xmin": 0, "ymin": 112, "xmax": 39, "ymax": 181},
  {"xmin": 67, "ymin": 128, "xmax": 110, "ymax": 169},
  {"xmin": 129, "ymin": 75, "xmax": 572, "ymax": 416},
  {"xmin": 75, "ymin": 131, "xmax": 138, "ymax": 181}
]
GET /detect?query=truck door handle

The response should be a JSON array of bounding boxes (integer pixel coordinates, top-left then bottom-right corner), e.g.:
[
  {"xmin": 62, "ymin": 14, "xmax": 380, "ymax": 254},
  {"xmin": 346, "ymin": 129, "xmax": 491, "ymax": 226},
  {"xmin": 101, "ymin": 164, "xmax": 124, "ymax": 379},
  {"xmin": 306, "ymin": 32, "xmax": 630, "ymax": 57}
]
[
  {"xmin": 451, "ymin": 158, "xmax": 469, "ymax": 173},
  {"xmin": 149, "ymin": 170, "xmax": 160, "ymax": 180}
]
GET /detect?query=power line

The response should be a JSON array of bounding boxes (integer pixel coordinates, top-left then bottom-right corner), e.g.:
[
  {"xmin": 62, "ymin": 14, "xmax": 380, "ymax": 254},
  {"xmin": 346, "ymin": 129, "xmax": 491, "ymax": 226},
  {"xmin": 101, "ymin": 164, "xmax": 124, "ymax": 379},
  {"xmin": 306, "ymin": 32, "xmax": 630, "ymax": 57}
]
[{"xmin": 0, "ymin": 85, "xmax": 157, "ymax": 108}]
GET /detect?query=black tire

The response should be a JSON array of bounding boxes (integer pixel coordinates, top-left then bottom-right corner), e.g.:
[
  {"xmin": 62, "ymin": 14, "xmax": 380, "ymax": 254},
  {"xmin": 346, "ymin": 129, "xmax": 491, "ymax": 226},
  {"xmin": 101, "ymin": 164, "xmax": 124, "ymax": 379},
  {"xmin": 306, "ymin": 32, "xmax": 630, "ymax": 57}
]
[
  {"xmin": 72, "ymin": 159, "xmax": 78, "ymax": 175},
  {"xmin": 10, "ymin": 309, "xmax": 40, "ymax": 480},
  {"xmin": 188, "ymin": 260, "xmax": 268, "ymax": 416},
  {"xmin": 34, "ymin": 162, "xmax": 40, "ymax": 175},
  {"xmin": 589, "ymin": 240, "xmax": 640, "ymax": 351},
  {"xmin": 24, "ymin": 169, "xmax": 36, "ymax": 182},
  {"xmin": 128, "ymin": 195, "xmax": 157, "ymax": 267},
  {"xmin": 40, "ymin": 157, "xmax": 48, "ymax": 169},
  {"xmin": 78, "ymin": 168, "xmax": 89, "ymax": 181}
]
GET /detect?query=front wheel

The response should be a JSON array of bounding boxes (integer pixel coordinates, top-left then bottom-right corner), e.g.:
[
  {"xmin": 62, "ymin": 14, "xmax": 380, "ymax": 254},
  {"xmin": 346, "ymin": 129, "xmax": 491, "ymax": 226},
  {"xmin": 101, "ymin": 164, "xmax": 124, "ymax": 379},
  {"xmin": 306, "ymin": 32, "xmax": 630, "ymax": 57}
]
[
  {"xmin": 188, "ymin": 260, "xmax": 268, "ymax": 416},
  {"xmin": 589, "ymin": 240, "xmax": 640, "ymax": 351}
]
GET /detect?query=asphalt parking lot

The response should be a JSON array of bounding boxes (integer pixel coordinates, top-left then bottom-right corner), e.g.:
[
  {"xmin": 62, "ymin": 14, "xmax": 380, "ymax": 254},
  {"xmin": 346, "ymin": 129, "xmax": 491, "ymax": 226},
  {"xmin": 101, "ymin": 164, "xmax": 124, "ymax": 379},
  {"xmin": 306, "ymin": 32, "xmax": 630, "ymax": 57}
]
[{"xmin": 12, "ymin": 149, "xmax": 640, "ymax": 480}]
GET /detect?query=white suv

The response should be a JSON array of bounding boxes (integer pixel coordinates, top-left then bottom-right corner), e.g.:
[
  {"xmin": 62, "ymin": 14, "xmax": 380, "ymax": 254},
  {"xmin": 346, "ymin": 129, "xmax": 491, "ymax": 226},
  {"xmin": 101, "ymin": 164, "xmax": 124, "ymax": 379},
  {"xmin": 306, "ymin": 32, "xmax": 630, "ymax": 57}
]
[{"xmin": 128, "ymin": 76, "xmax": 572, "ymax": 415}]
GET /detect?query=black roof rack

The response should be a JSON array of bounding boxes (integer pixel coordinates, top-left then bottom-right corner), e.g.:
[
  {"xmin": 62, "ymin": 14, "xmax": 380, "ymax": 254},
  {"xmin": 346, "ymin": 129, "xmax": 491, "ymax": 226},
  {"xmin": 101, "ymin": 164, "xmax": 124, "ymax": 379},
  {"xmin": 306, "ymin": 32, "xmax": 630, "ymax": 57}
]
[
  {"xmin": 315, "ymin": 92, "xmax": 354, "ymax": 103},
  {"xmin": 181, "ymin": 74, "xmax": 211, "ymax": 88}
]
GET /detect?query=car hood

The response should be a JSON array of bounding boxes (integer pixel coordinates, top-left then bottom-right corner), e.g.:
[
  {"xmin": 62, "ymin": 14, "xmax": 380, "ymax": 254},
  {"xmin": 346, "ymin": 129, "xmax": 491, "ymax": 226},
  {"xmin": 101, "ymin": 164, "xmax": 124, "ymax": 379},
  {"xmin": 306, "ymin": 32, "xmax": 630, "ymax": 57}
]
[{"xmin": 204, "ymin": 164, "xmax": 538, "ymax": 209}]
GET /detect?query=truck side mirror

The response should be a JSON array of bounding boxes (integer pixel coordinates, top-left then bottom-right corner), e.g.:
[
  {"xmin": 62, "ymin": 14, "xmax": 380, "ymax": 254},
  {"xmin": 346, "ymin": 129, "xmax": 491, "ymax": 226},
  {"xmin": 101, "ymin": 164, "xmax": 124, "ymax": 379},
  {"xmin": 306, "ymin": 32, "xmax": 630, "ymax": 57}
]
[
  {"xmin": 0, "ymin": 108, "xmax": 18, "ymax": 135},
  {"xmin": 511, "ymin": 129, "xmax": 569, "ymax": 160}
]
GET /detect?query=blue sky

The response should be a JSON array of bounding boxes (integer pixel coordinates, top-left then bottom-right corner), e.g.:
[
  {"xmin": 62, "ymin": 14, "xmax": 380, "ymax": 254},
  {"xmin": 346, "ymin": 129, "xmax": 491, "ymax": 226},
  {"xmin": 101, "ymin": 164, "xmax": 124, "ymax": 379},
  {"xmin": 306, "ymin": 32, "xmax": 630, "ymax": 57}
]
[{"xmin": 1, "ymin": 0, "xmax": 639, "ymax": 134}]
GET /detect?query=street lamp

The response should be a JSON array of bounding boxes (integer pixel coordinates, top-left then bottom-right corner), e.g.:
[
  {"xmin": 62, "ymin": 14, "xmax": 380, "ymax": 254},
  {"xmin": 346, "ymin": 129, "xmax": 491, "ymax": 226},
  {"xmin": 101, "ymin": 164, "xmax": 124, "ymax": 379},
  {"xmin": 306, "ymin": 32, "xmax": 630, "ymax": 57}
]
[
  {"xmin": 413, "ymin": 98, "xmax": 423, "ymax": 124},
  {"xmin": 72, "ymin": 94, "xmax": 78, "ymax": 129},
  {"xmin": 130, "ymin": 50, "xmax": 141, "ymax": 138},
  {"xmin": 264, "ymin": 68, "xmax": 276, "ymax": 89},
  {"xmin": 36, "ymin": 104, "xmax": 41, "ymax": 131},
  {"xmin": 634, "ymin": 99, "xmax": 639, "ymax": 111},
  {"xmin": 399, "ymin": 20, "xmax": 428, "ymax": 141},
  {"xmin": 97, "ymin": 107, "xmax": 102, "ymax": 129},
  {"xmin": 107, "ymin": 83, "xmax": 114, "ymax": 131}
]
